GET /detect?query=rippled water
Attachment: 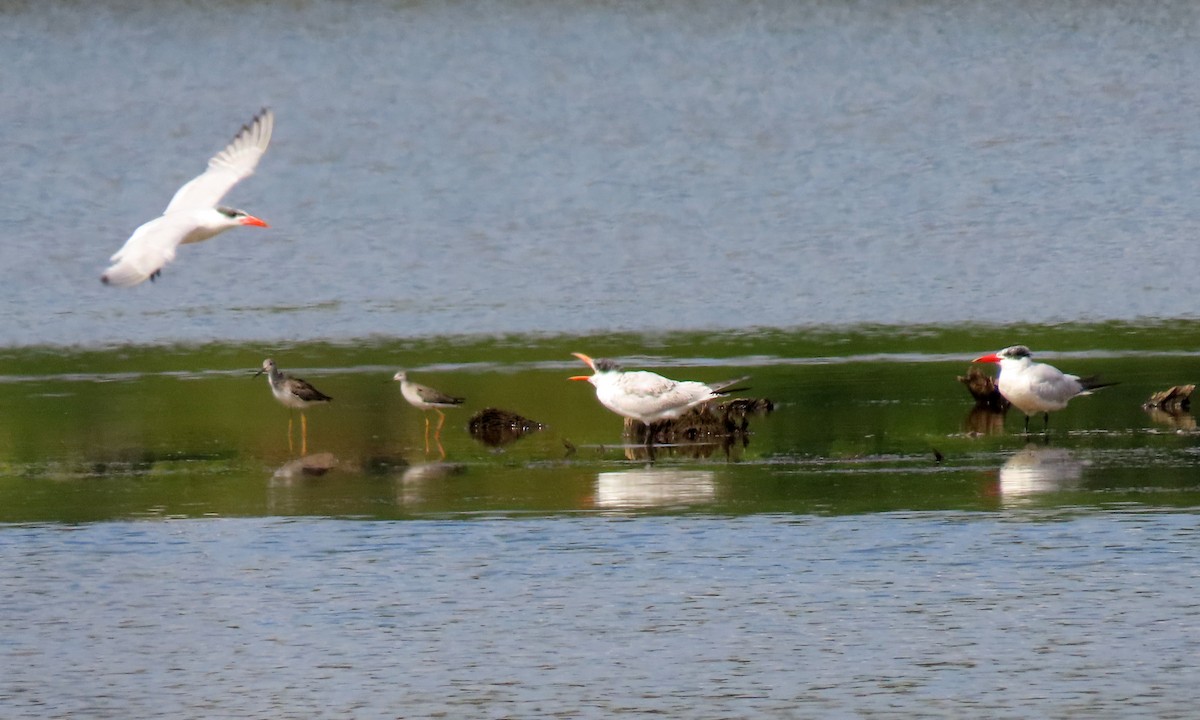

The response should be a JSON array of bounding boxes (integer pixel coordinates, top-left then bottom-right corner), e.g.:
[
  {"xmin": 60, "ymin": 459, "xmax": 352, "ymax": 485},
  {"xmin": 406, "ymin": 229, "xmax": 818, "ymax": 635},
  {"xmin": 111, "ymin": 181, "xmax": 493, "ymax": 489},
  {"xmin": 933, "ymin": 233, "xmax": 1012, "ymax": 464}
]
[
  {"xmin": 5, "ymin": 0, "xmax": 1200, "ymax": 716},
  {"xmin": 5, "ymin": 514, "xmax": 1199, "ymax": 718},
  {"xmin": 4, "ymin": 0, "xmax": 1200, "ymax": 346}
]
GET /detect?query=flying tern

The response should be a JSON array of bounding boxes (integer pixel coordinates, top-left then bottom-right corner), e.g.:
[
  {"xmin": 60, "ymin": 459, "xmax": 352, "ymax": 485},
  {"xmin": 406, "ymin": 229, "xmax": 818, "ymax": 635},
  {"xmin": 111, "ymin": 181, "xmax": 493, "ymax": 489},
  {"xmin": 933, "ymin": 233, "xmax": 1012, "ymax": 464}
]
[{"xmin": 101, "ymin": 108, "xmax": 274, "ymax": 287}]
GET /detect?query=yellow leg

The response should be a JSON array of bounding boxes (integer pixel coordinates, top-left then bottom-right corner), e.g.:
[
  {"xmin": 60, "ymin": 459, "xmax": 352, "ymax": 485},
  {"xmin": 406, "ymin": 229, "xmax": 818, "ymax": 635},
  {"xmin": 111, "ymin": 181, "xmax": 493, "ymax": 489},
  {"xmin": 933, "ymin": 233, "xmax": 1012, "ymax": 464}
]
[
  {"xmin": 434, "ymin": 410, "xmax": 448, "ymax": 459},
  {"xmin": 423, "ymin": 415, "xmax": 431, "ymax": 454},
  {"xmin": 301, "ymin": 412, "xmax": 309, "ymax": 456},
  {"xmin": 287, "ymin": 415, "xmax": 294, "ymax": 455}
]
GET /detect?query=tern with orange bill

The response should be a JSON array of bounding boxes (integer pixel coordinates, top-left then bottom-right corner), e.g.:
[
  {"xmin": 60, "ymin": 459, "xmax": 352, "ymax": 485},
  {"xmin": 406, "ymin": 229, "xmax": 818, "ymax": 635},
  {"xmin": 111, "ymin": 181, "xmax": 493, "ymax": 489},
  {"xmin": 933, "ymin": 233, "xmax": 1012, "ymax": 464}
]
[
  {"xmin": 569, "ymin": 352, "xmax": 747, "ymax": 444},
  {"xmin": 101, "ymin": 108, "xmax": 274, "ymax": 287},
  {"xmin": 973, "ymin": 345, "xmax": 1114, "ymax": 434}
]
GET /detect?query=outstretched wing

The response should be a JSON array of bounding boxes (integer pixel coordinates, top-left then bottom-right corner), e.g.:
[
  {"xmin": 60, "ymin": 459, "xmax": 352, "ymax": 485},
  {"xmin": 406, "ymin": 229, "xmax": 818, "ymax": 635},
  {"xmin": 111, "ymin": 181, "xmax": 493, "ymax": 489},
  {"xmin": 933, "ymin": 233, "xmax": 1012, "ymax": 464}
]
[
  {"xmin": 101, "ymin": 213, "xmax": 192, "ymax": 286},
  {"xmin": 163, "ymin": 108, "xmax": 273, "ymax": 214}
]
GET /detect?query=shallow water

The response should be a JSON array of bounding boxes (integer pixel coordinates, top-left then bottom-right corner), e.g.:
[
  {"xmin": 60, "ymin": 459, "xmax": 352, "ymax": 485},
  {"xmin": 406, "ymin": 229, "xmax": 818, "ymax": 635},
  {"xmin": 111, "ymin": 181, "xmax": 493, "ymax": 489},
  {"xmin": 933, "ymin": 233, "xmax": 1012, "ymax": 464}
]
[
  {"xmin": 5, "ymin": 0, "xmax": 1200, "ymax": 716},
  {"xmin": 4, "ymin": 332, "xmax": 1200, "ymax": 715}
]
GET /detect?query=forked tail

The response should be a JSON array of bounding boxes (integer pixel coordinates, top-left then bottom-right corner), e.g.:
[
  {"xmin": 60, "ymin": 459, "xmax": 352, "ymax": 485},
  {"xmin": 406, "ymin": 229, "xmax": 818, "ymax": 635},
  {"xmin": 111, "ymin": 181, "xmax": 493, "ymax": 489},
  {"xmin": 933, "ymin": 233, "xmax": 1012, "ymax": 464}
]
[{"xmin": 1078, "ymin": 375, "xmax": 1118, "ymax": 394}]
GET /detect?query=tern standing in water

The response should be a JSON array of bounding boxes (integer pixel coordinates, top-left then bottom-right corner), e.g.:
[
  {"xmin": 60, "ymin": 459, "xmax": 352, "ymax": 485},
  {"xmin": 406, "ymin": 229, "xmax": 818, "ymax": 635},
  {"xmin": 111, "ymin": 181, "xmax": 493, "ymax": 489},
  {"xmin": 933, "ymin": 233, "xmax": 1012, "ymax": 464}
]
[
  {"xmin": 102, "ymin": 108, "xmax": 274, "ymax": 287},
  {"xmin": 257, "ymin": 358, "xmax": 332, "ymax": 455},
  {"xmin": 569, "ymin": 352, "xmax": 745, "ymax": 445},
  {"xmin": 973, "ymin": 345, "xmax": 1114, "ymax": 434}
]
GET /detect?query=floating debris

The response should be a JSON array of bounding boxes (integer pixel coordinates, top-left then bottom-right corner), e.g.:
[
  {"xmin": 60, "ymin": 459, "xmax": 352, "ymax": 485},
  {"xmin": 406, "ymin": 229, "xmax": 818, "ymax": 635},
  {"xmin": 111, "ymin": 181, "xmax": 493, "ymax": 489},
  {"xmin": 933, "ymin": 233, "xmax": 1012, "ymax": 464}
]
[
  {"xmin": 622, "ymin": 397, "xmax": 774, "ymax": 446},
  {"xmin": 1143, "ymin": 384, "xmax": 1196, "ymax": 431},
  {"xmin": 1143, "ymin": 384, "xmax": 1194, "ymax": 413},
  {"xmin": 468, "ymin": 407, "xmax": 545, "ymax": 447},
  {"xmin": 957, "ymin": 366, "xmax": 1009, "ymax": 411}
]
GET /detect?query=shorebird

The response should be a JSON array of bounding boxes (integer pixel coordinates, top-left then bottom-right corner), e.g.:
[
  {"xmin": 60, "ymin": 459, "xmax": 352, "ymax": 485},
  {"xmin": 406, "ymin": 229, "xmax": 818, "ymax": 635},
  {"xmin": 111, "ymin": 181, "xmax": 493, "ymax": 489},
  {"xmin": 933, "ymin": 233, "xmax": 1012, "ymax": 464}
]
[
  {"xmin": 973, "ymin": 345, "xmax": 1114, "ymax": 434},
  {"xmin": 569, "ymin": 352, "xmax": 746, "ymax": 444},
  {"xmin": 102, "ymin": 108, "xmax": 274, "ymax": 287},
  {"xmin": 393, "ymin": 371, "xmax": 464, "ymax": 455},
  {"xmin": 256, "ymin": 358, "xmax": 332, "ymax": 455}
]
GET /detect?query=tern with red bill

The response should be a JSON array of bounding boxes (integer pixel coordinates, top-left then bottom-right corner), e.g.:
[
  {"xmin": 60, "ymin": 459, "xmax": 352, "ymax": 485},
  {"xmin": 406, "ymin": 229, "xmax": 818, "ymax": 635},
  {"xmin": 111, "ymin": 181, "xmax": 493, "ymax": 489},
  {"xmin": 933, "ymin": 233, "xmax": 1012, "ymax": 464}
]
[
  {"xmin": 973, "ymin": 345, "xmax": 1114, "ymax": 434},
  {"xmin": 569, "ymin": 352, "xmax": 747, "ymax": 444},
  {"xmin": 101, "ymin": 108, "xmax": 274, "ymax": 287}
]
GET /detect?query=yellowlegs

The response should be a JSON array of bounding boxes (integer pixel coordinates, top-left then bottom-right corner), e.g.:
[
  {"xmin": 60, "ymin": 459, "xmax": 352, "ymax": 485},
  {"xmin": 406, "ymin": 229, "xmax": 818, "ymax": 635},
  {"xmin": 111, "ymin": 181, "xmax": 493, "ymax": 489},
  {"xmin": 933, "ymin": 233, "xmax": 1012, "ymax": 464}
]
[
  {"xmin": 257, "ymin": 358, "xmax": 332, "ymax": 454},
  {"xmin": 393, "ymin": 371, "xmax": 464, "ymax": 456}
]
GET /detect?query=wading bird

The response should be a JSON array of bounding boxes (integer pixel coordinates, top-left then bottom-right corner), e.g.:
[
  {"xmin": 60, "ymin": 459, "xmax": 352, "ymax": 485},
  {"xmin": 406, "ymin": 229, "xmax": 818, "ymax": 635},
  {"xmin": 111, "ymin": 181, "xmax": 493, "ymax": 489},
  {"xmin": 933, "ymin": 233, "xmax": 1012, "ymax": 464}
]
[
  {"xmin": 393, "ymin": 371, "xmax": 464, "ymax": 456},
  {"xmin": 102, "ymin": 108, "xmax": 274, "ymax": 286},
  {"xmin": 569, "ymin": 352, "xmax": 746, "ymax": 445},
  {"xmin": 256, "ymin": 358, "xmax": 332, "ymax": 455},
  {"xmin": 973, "ymin": 345, "xmax": 1113, "ymax": 434}
]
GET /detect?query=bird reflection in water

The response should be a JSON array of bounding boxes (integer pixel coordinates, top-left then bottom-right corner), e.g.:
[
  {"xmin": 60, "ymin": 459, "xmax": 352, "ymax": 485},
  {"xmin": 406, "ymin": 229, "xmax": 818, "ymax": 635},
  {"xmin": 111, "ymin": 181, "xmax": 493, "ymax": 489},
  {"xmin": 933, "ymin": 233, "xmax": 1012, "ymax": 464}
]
[
  {"xmin": 594, "ymin": 468, "xmax": 716, "ymax": 510},
  {"xmin": 997, "ymin": 445, "xmax": 1086, "ymax": 501},
  {"xmin": 396, "ymin": 461, "xmax": 467, "ymax": 506},
  {"xmin": 271, "ymin": 452, "xmax": 339, "ymax": 481}
]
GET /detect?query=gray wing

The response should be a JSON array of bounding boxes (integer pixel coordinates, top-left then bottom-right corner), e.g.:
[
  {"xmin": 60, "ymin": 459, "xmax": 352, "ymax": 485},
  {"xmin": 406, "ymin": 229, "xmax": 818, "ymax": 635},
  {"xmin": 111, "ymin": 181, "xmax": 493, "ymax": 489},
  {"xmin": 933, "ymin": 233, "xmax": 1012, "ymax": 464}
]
[{"xmin": 416, "ymin": 384, "xmax": 464, "ymax": 405}]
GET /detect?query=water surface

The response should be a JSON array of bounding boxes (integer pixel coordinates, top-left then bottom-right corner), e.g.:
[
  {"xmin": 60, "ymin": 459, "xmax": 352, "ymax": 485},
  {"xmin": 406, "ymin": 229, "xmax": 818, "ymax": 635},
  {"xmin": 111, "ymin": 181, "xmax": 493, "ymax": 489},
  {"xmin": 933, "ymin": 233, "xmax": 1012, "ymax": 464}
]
[
  {"xmin": 3, "ymin": 0, "xmax": 1200, "ymax": 346},
  {"xmin": 4, "ymin": 0, "xmax": 1200, "ymax": 716}
]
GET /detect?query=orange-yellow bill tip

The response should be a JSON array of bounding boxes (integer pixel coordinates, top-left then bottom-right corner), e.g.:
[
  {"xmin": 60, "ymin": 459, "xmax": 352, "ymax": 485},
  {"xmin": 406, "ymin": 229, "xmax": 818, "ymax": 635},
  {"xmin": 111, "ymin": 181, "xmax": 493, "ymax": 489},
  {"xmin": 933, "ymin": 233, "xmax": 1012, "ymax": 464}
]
[
  {"xmin": 568, "ymin": 375, "xmax": 591, "ymax": 382},
  {"xmin": 571, "ymin": 352, "xmax": 594, "ymax": 368}
]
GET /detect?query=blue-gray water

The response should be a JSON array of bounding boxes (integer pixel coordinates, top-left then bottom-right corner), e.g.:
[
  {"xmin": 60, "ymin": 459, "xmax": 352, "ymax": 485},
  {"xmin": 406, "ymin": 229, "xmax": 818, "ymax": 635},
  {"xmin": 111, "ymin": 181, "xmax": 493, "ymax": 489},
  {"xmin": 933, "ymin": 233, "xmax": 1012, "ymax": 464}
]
[
  {"xmin": 6, "ymin": 514, "xmax": 1200, "ymax": 718},
  {"xmin": 4, "ymin": 0, "xmax": 1200, "ymax": 347},
  {"xmin": 5, "ymin": 1, "xmax": 1200, "ymax": 716}
]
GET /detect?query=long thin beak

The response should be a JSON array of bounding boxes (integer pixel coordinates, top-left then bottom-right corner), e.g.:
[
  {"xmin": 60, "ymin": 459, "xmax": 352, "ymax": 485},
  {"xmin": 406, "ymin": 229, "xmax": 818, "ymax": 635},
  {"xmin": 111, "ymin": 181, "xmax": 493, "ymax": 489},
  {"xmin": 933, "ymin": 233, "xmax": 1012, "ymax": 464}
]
[
  {"xmin": 571, "ymin": 352, "xmax": 595, "ymax": 370},
  {"xmin": 568, "ymin": 375, "xmax": 591, "ymax": 382},
  {"xmin": 973, "ymin": 353, "xmax": 1001, "ymax": 363},
  {"xmin": 253, "ymin": 368, "xmax": 265, "ymax": 377},
  {"xmin": 241, "ymin": 215, "xmax": 269, "ymax": 228}
]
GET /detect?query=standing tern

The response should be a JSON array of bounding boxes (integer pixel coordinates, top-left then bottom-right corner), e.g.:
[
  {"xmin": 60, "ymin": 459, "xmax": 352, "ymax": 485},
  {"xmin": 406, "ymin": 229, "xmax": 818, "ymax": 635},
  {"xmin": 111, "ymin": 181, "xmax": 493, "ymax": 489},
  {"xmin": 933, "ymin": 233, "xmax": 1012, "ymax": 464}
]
[
  {"xmin": 101, "ymin": 108, "xmax": 274, "ymax": 287},
  {"xmin": 973, "ymin": 345, "xmax": 1114, "ymax": 434},
  {"xmin": 256, "ymin": 358, "xmax": 332, "ymax": 455},
  {"xmin": 569, "ymin": 352, "xmax": 747, "ymax": 443},
  {"xmin": 393, "ymin": 371, "xmax": 464, "ymax": 456}
]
